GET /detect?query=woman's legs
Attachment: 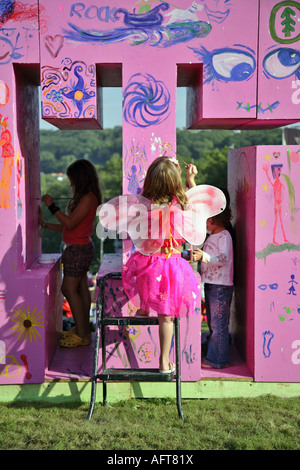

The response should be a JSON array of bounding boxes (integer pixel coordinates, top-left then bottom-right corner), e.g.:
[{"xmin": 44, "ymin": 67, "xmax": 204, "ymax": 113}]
[
  {"xmin": 61, "ymin": 274, "xmax": 91, "ymax": 340},
  {"xmin": 78, "ymin": 273, "xmax": 92, "ymax": 327},
  {"xmin": 158, "ymin": 314, "xmax": 174, "ymax": 371}
]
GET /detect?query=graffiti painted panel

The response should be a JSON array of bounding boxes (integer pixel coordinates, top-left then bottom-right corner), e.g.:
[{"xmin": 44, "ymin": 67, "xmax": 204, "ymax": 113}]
[
  {"xmin": 0, "ymin": 0, "xmax": 300, "ymax": 386},
  {"xmin": 255, "ymin": 145, "xmax": 300, "ymax": 382},
  {"xmin": 257, "ymin": 0, "xmax": 300, "ymax": 125},
  {"xmin": 41, "ymin": 58, "xmax": 98, "ymax": 127}
]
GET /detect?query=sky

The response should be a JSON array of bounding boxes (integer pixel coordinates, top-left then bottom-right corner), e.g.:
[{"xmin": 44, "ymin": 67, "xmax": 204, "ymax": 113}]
[{"xmin": 39, "ymin": 87, "xmax": 187, "ymax": 130}]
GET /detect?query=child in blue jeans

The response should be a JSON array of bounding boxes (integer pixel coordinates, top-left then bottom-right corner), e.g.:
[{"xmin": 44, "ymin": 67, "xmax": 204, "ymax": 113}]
[{"xmin": 192, "ymin": 201, "xmax": 234, "ymax": 369}]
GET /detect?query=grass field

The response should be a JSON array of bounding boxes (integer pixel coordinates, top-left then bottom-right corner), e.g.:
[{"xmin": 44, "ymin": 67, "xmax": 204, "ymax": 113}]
[{"xmin": 0, "ymin": 396, "xmax": 299, "ymax": 450}]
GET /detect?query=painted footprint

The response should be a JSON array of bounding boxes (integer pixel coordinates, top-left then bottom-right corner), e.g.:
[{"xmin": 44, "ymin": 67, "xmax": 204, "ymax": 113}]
[{"xmin": 262, "ymin": 330, "xmax": 274, "ymax": 358}]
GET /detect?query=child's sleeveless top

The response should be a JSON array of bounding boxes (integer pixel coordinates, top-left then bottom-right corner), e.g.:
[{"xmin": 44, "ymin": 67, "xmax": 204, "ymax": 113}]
[{"xmin": 63, "ymin": 192, "xmax": 98, "ymax": 245}]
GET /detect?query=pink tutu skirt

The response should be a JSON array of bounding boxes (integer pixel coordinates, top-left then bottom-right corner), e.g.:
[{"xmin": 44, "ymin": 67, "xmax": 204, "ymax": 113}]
[{"xmin": 122, "ymin": 252, "xmax": 200, "ymax": 317}]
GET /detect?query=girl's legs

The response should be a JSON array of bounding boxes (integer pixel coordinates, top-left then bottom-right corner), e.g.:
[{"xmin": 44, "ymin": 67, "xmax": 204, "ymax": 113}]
[
  {"xmin": 158, "ymin": 314, "xmax": 174, "ymax": 371},
  {"xmin": 78, "ymin": 273, "xmax": 92, "ymax": 327},
  {"xmin": 61, "ymin": 274, "xmax": 91, "ymax": 340},
  {"xmin": 203, "ymin": 284, "xmax": 233, "ymax": 368}
]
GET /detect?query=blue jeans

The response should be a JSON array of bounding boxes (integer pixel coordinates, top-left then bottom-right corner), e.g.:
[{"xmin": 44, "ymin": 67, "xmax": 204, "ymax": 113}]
[{"xmin": 204, "ymin": 283, "xmax": 234, "ymax": 369}]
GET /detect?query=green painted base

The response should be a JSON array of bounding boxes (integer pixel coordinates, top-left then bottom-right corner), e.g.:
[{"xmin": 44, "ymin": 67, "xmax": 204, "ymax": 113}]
[{"xmin": 1, "ymin": 379, "xmax": 300, "ymax": 404}]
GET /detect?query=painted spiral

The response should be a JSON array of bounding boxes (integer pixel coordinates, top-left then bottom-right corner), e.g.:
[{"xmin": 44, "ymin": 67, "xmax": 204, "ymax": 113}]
[{"xmin": 123, "ymin": 73, "xmax": 170, "ymax": 128}]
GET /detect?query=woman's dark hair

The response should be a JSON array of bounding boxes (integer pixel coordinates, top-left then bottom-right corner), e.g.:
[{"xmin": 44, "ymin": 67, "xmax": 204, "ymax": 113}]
[{"xmin": 66, "ymin": 159, "xmax": 102, "ymax": 212}]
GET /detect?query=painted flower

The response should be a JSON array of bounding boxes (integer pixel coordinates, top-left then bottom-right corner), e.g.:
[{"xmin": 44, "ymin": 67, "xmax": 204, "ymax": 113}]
[
  {"xmin": 10, "ymin": 305, "xmax": 44, "ymax": 342},
  {"xmin": 61, "ymin": 65, "xmax": 95, "ymax": 117},
  {"xmin": 138, "ymin": 342, "xmax": 152, "ymax": 363}
]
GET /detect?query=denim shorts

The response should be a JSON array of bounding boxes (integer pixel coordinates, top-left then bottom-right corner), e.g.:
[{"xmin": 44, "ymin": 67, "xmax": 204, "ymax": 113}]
[{"xmin": 62, "ymin": 241, "xmax": 95, "ymax": 278}]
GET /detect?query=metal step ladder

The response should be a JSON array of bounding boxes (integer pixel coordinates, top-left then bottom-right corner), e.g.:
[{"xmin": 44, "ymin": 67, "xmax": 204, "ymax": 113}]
[{"xmin": 87, "ymin": 272, "xmax": 184, "ymax": 421}]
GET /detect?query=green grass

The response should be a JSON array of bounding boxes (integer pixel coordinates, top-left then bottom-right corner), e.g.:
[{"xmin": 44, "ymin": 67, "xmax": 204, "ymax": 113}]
[{"xmin": 0, "ymin": 396, "xmax": 299, "ymax": 450}]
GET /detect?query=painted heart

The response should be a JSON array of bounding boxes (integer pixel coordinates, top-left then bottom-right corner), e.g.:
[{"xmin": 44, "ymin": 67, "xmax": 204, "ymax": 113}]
[{"xmin": 44, "ymin": 34, "xmax": 64, "ymax": 58}]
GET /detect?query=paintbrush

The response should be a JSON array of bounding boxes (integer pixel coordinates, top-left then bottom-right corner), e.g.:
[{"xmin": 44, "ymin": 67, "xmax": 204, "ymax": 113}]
[
  {"xmin": 163, "ymin": 148, "xmax": 189, "ymax": 166},
  {"xmin": 35, "ymin": 197, "xmax": 70, "ymax": 200}
]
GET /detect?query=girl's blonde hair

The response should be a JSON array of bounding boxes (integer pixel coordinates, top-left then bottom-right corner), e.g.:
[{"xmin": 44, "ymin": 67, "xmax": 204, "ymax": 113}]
[{"xmin": 142, "ymin": 156, "xmax": 188, "ymax": 208}]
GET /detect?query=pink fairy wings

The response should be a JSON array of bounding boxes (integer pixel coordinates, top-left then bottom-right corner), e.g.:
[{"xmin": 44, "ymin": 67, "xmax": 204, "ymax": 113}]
[
  {"xmin": 97, "ymin": 194, "xmax": 165, "ymax": 255},
  {"xmin": 175, "ymin": 185, "xmax": 226, "ymax": 246},
  {"xmin": 97, "ymin": 186, "xmax": 226, "ymax": 255}
]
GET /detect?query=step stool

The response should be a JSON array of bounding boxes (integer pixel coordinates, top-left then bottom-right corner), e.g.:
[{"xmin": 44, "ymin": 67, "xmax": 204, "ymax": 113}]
[{"xmin": 87, "ymin": 272, "xmax": 184, "ymax": 420}]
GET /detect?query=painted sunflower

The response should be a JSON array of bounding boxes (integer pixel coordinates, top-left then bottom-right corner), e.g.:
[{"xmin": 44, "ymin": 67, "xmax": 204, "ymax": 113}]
[{"xmin": 10, "ymin": 305, "xmax": 44, "ymax": 343}]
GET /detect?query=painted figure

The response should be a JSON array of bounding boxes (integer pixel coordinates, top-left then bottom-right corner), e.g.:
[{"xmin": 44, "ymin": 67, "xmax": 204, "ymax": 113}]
[
  {"xmin": 0, "ymin": 116, "xmax": 14, "ymax": 209},
  {"xmin": 263, "ymin": 163, "xmax": 289, "ymax": 245},
  {"xmin": 288, "ymin": 274, "xmax": 297, "ymax": 295}
]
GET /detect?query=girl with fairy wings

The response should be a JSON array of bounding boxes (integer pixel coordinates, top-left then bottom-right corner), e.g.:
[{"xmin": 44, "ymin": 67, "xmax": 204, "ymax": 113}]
[{"xmin": 98, "ymin": 155, "xmax": 226, "ymax": 374}]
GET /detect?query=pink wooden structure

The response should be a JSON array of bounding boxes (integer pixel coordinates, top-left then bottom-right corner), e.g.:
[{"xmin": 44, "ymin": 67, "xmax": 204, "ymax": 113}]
[
  {"xmin": 229, "ymin": 146, "xmax": 300, "ymax": 382},
  {"xmin": 0, "ymin": 0, "xmax": 299, "ymax": 385}
]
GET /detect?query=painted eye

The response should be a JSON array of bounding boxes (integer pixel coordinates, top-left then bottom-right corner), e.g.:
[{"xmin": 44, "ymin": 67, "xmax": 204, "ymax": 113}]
[
  {"xmin": 212, "ymin": 50, "xmax": 255, "ymax": 82},
  {"xmin": 263, "ymin": 48, "xmax": 300, "ymax": 79},
  {"xmin": 190, "ymin": 45, "xmax": 256, "ymax": 83}
]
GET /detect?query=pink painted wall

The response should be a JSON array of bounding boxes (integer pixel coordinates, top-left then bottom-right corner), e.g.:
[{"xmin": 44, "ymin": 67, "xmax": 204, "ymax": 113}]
[
  {"xmin": 0, "ymin": 1, "xmax": 62, "ymax": 384},
  {"xmin": 228, "ymin": 147, "xmax": 257, "ymax": 376},
  {"xmin": 0, "ymin": 1, "xmax": 299, "ymax": 384},
  {"xmin": 229, "ymin": 145, "xmax": 300, "ymax": 382}
]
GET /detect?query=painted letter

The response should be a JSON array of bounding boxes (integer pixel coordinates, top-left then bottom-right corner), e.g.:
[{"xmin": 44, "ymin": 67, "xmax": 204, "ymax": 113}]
[
  {"xmin": 85, "ymin": 6, "xmax": 98, "ymax": 20},
  {"xmin": 70, "ymin": 3, "xmax": 85, "ymax": 18},
  {"xmin": 291, "ymin": 340, "xmax": 300, "ymax": 365}
]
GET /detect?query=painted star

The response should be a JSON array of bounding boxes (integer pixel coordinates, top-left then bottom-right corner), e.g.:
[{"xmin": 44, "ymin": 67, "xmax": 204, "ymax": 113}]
[{"xmin": 260, "ymin": 219, "xmax": 266, "ymax": 228}]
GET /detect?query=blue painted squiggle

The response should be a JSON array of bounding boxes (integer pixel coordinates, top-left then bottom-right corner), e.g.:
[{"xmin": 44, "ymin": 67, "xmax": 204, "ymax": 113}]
[
  {"xmin": 114, "ymin": 3, "xmax": 169, "ymax": 27},
  {"xmin": 0, "ymin": 0, "xmax": 15, "ymax": 23},
  {"xmin": 63, "ymin": 20, "xmax": 211, "ymax": 48}
]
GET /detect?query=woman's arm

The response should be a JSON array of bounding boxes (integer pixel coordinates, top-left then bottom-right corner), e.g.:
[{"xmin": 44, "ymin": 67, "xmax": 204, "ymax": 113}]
[
  {"xmin": 42, "ymin": 193, "xmax": 96, "ymax": 230},
  {"xmin": 38, "ymin": 206, "xmax": 63, "ymax": 232}
]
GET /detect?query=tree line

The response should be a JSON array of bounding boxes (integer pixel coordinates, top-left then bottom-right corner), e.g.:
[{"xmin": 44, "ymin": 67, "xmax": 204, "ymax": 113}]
[{"xmin": 39, "ymin": 126, "xmax": 283, "ymax": 270}]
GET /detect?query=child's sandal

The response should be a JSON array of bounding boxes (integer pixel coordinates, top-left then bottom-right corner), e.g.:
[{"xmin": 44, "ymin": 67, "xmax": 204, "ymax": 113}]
[
  {"xmin": 59, "ymin": 332, "xmax": 91, "ymax": 348},
  {"xmin": 159, "ymin": 362, "xmax": 176, "ymax": 374},
  {"xmin": 60, "ymin": 327, "xmax": 76, "ymax": 339},
  {"xmin": 60, "ymin": 328, "xmax": 91, "ymax": 340}
]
